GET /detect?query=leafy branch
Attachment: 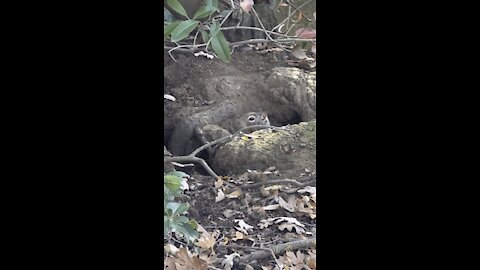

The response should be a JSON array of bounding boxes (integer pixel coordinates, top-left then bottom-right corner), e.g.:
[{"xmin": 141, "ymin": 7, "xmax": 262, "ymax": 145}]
[{"xmin": 164, "ymin": 0, "xmax": 316, "ymax": 63}]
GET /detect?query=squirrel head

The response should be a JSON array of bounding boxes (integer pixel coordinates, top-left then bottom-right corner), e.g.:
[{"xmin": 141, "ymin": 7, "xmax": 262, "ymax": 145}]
[{"xmin": 242, "ymin": 112, "xmax": 271, "ymax": 126}]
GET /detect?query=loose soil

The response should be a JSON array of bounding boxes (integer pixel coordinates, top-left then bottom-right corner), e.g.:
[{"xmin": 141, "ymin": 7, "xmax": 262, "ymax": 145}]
[{"xmin": 164, "ymin": 50, "xmax": 316, "ymax": 268}]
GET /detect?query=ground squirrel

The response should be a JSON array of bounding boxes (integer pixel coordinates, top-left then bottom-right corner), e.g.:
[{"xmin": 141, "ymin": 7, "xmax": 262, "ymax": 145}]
[{"xmin": 194, "ymin": 111, "xmax": 271, "ymax": 157}]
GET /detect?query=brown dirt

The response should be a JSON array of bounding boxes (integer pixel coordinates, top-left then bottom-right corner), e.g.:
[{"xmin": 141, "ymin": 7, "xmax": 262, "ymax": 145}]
[{"xmin": 164, "ymin": 50, "xmax": 316, "ymax": 267}]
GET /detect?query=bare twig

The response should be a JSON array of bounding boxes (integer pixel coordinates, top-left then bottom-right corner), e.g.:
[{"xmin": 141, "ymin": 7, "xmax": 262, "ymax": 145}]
[
  {"xmin": 164, "ymin": 38, "xmax": 315, "ymax": 52},
  {"xmin": 285, "ymin": 0, "xmax": 313, "ymax": 22},
  {"xmin": 251, "ymin": 7, "xmax": 274, "ymax": 41},
  {"xmin": 220, "ymin": 26, "xmax": 290, "ymax": 37},
  {"xmin": 272, "ymin": 0, "xmax": 314, "ymax": 32}
]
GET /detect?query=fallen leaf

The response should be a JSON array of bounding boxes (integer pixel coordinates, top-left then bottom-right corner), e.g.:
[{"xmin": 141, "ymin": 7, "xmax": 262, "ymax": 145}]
[
  {"xmin": 164, "ymin": 244, "xmax": 178, "ymax": 255},
  {"xmin": 234, "ymin": 219, "xmax": 254, "ymax": 234},
  {"xmin": 165, "ymin": 257, "xmax": 177, "ymax": 270},
  {"xmin": 245, "ymin": 264, "xmax": 255, "ymax": 270},
  {"xmin": 257, "ymin": 218, "xmax": 275, "ymax": 229},
  {"xmin": 278, "ymin": 223, "xmax": 306, "ymax": 234},
  {"xmin": 278, "ymin": 195, "xmax": 296, "ymax": 212},
  {"xmin": 221, "ymin": 253, "xmax": 240, "ymax": 270},
  {"xmin": 175, "ymin": 248, "xmax": 208, "ymax": 270},
  {"xmin": 232, "ymin": 231, "xmax": 253, "ymax": 242},
  {"xmin": 214, "ymin": 178, "xmax": 224, "ymax": 189},
  {"xmin": 216, "ymin": 189, "xmax": 225, "ymax": 202},
  {"xmin": 195, "ymin": 226, "xmax": 216, "ymax": 251},
  {"xmin": 223, "ymin": 209, "xmax": 236, "ymax": 218},
  {"xmin": 263, "ymin": 204, "xmax": 280, "ymax": 211},
  {"xmin": 274, "ymin": 217, "xmax": 306, "ymax": 234},
  {"xmin": 226, "ymin": 189, "xmax": 243, "ymax": 199}
]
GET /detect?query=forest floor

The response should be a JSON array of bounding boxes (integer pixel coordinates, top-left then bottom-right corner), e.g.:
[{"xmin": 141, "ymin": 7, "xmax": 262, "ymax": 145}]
[{"xmin": 164, "ymin": 50, "xmax": 316, "ymax": 270}]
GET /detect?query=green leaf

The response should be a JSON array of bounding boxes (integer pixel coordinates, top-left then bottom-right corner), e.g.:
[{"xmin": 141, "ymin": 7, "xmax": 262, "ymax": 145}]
[
  {"xmin": 211, "ymin": 31, "xmax": 231, "ymax": 63},
  {"xmin": 168, "ymin": 171, "xmax": 189, "ymax": 179},
  {"xmin": 171, "ymin": 20, "xmax": 200, "ymax": 42},
  {"xmin": 166, "ymin": 0, "xmax": 188, "ymax": 18},
  {"xmin": 193, "ymin": 5, "xmax": 215, "ymax": 19},
  {"xmin": 173, "ymin": 215, "xmax": 189, "ymax": 225},
  {"xmin": 164, "ymin": 175, "xmax": 181, "ymax": 191},
  {"xmin": 207, "ymin": 0, "xmax": 218, "ymax": 9},
  {"xmin": 164, "ymin": 9, "xmax": 176, "ymax": 22},
  {"xmin": 188, "ymin": 219, "xmax": 198, "ymax": 230},
  {"xmin": 200, "ymin": 29, "xmax": 209, "ymax": 43},
  {"xmin": 164, "ymin": 216, "xmax": 171, "ymax": 236},
  {"xmin": 172, "ymin": 222, "xmax": 198, "ymax": 241},
  {"xmin": 173, "ymin": 203, "xmax": 189, "ymax": 216},
  {"xmin": 209, "ymin": 21, "xmax": 220, "ymax": 36},
  {"xmin": 164, "ymin": 21, "xmax": 181, "ymax": 41},
  {"xmin": 166, "ymin": 202, "xmax": 183, "ymax": 216}
]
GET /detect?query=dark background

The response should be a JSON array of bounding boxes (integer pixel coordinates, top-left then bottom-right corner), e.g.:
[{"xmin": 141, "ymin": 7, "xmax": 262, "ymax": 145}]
[{"xmin": 3, "ymin": 1, "xmax": 471, "ymax": 269}]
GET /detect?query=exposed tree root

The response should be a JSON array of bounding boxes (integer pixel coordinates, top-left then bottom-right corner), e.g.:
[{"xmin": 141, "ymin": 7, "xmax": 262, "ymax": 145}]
[
  {"xmin": 164, "ymin": 125, "xmax": 283, "ymax": 178},
  {"xmin": 213, "ymin": 238, "xmax": 316, "ymax": 266}
]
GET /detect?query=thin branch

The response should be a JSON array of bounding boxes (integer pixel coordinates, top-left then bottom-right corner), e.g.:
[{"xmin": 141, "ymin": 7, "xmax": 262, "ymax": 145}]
[
  {"xmin": 220, "ymin": 26, "xmax": 290, "ymax": 37},
  {"xmin": 251, "ymin": 7, "xmax": 274, "ymax": 41},
  {"xmin": 285, "ymin": 0, "xmax": 313, "ymax": 22},
  {"xmin": 164, "ymin": 38, "xmax": 315, "ymax": 52},
  {"xmin": 272, "ymin": 0, "xmax": 314, "ymax": 32}
]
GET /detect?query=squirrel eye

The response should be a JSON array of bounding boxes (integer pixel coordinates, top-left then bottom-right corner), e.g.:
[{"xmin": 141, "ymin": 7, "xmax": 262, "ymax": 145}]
[{"xmin": 248, "ymin": 116, "xmax": 256, "ymax": 122}]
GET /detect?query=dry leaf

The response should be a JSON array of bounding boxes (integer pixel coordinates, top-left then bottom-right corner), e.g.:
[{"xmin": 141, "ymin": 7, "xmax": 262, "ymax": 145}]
[
  {"xmin": 245, "ymin": 264, "xmax": 255, "ymax": 270},
  {"xmin": 295, "ymin": 27, "xmax": 316, "ymax": 39},
  {"xmin": 291, "ymin": 45, "xmax": 308, "ymax": 60},
  {"xmin": 216, "ymin": 189, "xmax": 225, "ymax": 202},
  {"xmin": 221, "ymin": 253, "xmax": 240, "ymax": 270},
  {"xmin": 275, "ymin": 217, "xmax": 306, "ymax": 234},
  {"xmin": 165, "ymin": 257, "xmax": 177, "ymax": 270},
  {"xmin": 239, "ymin": 0, "xmax": 254, "ymax": 13},
  {"xmin": 278, "ymin": 223, "xmax": 305, "ymax": 234},
  {"xmin": 234, "ymin": 219, "xmax": 254, "ymax": 234},
  {"xmin": 263, "ymin": 204, "xmax": 280, "ymax": 211},
  {"xmin": 175, "ymin": 248, "xmax": 208, "ymax": 270},
  {"xmin": 226, "ymin": 189, "xmax": 243, "ymax": 199},
  {"xmin": 195, "ymin": 226, "xmax": 216, "ymax": 251},
  {"xmin": 223, "ymin": 209, "xmax": 236, "ymax": 218},
  {"xmin": 297, "ymin": 186, "xmax": 316, "ymax": 194},
  {"xmin": 257, "ymin": 218, "xmax": 275, "ymax": 229},
  {"xmin": 278, "ymin": 195, "xmax": 296, "ymax": 212},
  {"xmin": 165, "ymin": 244, "xmax": 179, "ymax": 256},
  {"xmin": 232, "ymin": 231, "xmax": 251, "ymax": 242},
  {"xmin": 214, "ymin": 178, "xmax": 224, "ymax": 189}
]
